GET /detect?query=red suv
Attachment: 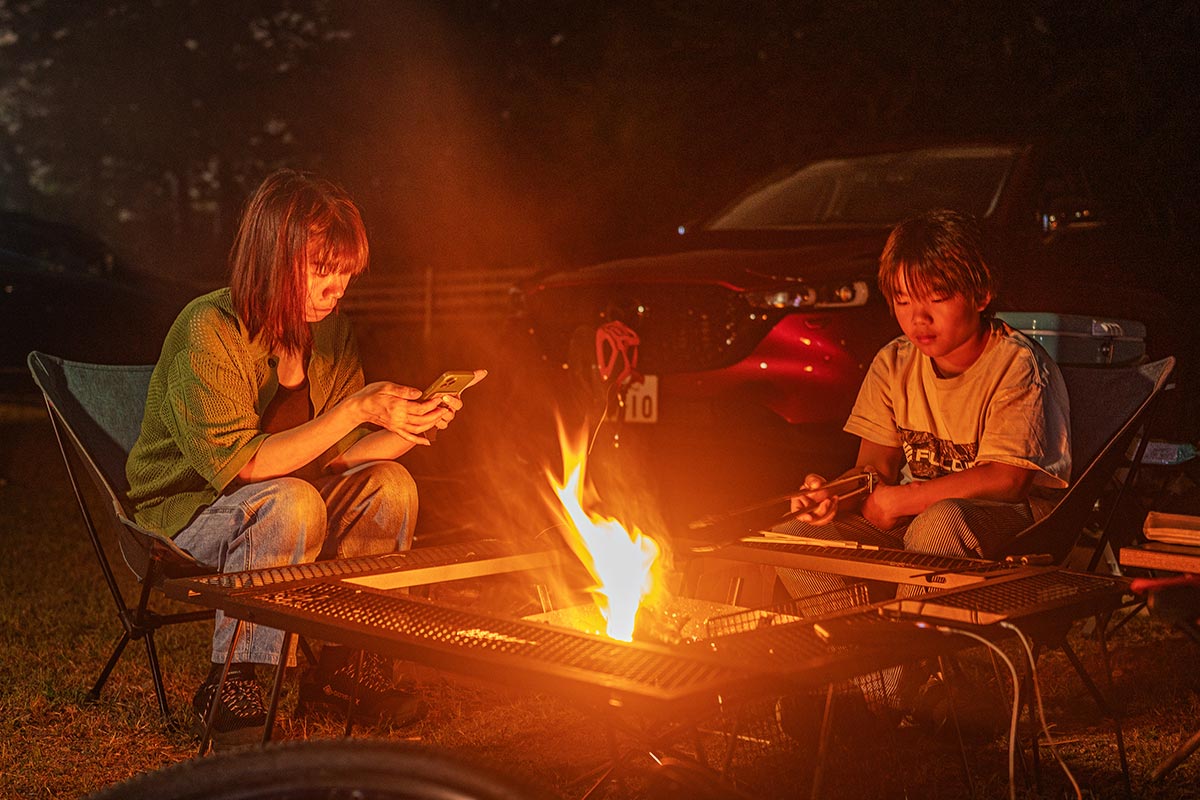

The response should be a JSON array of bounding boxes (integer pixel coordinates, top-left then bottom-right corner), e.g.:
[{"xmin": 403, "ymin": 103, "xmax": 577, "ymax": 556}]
[{"xmin": 511, "ymin": 142, "xmax": 1191, "ymax": 529}]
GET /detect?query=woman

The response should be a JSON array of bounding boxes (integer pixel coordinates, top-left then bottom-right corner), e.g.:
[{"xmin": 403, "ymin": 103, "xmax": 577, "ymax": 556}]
[{"xmin": 127, "ymin": 169, "xmax": 466, "ymax": 747}]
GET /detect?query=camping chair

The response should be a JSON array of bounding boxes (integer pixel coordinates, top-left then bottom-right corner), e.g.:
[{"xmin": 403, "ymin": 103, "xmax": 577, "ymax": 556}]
[
  {"xmin": 27, "ymin": 351, "xmax": 214, "ymax": 723},
  {"xmin": 991, "ymin": 356, "xmax": 1173, "ymax": 797},
  {"xmin": 998, "ymin": 356, "xmax": 1175, "ymax": 569}
]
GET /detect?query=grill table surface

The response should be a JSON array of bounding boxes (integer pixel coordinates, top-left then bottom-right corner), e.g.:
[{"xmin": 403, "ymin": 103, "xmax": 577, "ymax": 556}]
[
  {"xmin": 164, "ymin": 540, "xmax": 910, "ymax": 717},
  {"xmin": 716, "ymin": 538, "xmax": 1011, "ymax": 587},
  {"xmin": 164, "ymin": 540, "xmax": 1131, "ymax": 719}
]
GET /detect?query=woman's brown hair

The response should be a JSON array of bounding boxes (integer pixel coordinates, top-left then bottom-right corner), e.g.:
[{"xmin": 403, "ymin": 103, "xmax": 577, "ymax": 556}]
[{"xmin": 229, "ymin": 169, "xmax": 369, "ymax": 354}]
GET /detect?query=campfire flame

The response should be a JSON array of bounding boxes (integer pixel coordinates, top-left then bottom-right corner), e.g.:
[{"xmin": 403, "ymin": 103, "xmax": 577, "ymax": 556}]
[{"xmin": 548, "ymin": 425, "xmax": 663, "ymax": 642}]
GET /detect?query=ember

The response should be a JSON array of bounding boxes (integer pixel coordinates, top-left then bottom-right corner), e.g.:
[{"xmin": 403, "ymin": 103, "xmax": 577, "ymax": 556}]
[{"xmin": 548, "ymin": 423, "xmax": 669, "ymax": 642}]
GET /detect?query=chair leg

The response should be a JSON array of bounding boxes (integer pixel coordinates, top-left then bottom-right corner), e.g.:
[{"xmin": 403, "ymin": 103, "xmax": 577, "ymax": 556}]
[
  {"xmin": 127, "ymin": 560, "xmax": 174, "ymax": 722},
  {"xmin": 1059, "ymin": 640, "xmax": 1132, "ymax": 799},
  {"xmin": 141, "ymin": 631, "xmax": 172, "ymax": 722},
  {"xmin": 88, "ymin": 631, "xmax": 132, "ymax": 702},
  {"xmin": 1108, "ymin": 601, "xmax": 1146, "ymax": 636},
  {"xmin": 1151, "ymin": 726, "xmax": 1200, "ymax": 781}
]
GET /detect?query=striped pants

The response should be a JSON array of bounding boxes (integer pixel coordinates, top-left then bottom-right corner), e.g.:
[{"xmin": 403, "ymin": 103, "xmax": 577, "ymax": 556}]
[
  {"xmin": 775, "ymin": 497, "xmax": 1034, "ymax": 602},
  {"xmin": 775, "ymin": 497, "xmax": 1034, "ymax": 708}
]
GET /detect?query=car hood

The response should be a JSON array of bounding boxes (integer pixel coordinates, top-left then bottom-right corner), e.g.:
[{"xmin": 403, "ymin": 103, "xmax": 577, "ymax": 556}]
[{"xmin": 527, "ymin": 228, "xmax": 889, "ymax": 291}]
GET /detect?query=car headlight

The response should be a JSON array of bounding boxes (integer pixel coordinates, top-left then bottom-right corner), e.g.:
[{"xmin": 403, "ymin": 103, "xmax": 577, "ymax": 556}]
[{"xmin": 744, "ymin": 280, "xmax": 869, "ymax": 309}]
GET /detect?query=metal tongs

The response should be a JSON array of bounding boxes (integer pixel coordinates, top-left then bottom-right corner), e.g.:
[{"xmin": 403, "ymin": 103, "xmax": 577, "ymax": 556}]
[{"xmin": 688, "ymin": 471, "xmax": 878, "ymax": 532}]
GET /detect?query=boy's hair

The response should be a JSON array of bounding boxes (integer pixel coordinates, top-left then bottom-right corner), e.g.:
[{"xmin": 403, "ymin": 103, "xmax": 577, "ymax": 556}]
[
  {"xmin": 878, "ymin": 209, "xmax": 995, "ymax": 316},
  {"xmin": 230, "ymin": 169, "xmax": 369, "ymax": 354}
]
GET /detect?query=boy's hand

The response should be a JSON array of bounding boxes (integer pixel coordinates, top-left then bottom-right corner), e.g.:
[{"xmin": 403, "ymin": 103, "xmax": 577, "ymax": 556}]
[
  {"xmin": 789, "ymin": 473, "xmax": 838, "ymax": 526},
  {"xmin": 861, "ymin": 484, "xmax": 904, "ymax": 530}
]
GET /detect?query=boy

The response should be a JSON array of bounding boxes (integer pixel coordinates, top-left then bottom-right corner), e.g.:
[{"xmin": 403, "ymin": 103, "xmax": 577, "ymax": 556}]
[{"xmin": 778, "ymin": 209, "xmax": 1071, "ymax": 598}]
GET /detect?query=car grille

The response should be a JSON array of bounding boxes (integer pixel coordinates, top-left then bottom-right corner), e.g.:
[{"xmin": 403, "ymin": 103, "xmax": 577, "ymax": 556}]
[{"xmin": 524, "ymin": 282, "xmax": 773, "ymax": 373}]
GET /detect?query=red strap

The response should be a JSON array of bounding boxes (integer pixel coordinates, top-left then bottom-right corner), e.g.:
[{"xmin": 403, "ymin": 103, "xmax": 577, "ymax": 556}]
[
  {"xmin": 1130, "ymin": 574, "xmax": 1200, "ymax": 594},
  {"xmin": 595, "ymin": 321, "xmax": 642, "ymax": 386}
]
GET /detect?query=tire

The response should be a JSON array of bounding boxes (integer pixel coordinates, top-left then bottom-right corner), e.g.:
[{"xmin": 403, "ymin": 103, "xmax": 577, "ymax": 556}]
[{"xmin": 85, "ymin": 739, "xmax": 551, "ymax": 800}]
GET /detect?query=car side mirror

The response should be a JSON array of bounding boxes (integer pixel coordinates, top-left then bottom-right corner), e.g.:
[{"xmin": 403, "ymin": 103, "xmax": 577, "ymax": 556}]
[{"xmin": 1040, "ymin": 198, "xmax": 1106, "ymax": 234}]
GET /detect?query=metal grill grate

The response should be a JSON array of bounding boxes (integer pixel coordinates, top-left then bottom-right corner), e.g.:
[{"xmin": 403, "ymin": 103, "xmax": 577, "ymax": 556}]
[
  {"xmin": 179, "ymin": 540, "xmax": 521, "ymax": 592},
  {"xmin": 895, "ymin": 568, "xmax": 1129, "ymax": 625},
  {"xmin": 233, "ymin": 582, "xmax": 757, "ymax": 709},
  {"xmin": 165, "ymin": 543, "xmax": 1128, "ymax": 721},
  {"xmin": 201, "ymin": 554, "xmax": 406, "ymax": 590},
  {"xmin": 736, "ymin": 541, "xmax": 1004, "ymax": 572},
  {"xmin": 724, "ymin": 540, "xmax": 1009, "ymax": 588},
  {"xmin": 704, "ymin": 583, "xmax": 871, "ymax": 640},
  {"xmin": 687, "ymin": 586, "xmax": 886, "ymax": 684}
]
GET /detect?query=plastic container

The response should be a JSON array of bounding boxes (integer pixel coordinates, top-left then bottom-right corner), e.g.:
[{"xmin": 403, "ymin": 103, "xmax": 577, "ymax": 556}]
[{"xmin": 997, "ymin": 311, "xmax": 1146, "ymax": 365}]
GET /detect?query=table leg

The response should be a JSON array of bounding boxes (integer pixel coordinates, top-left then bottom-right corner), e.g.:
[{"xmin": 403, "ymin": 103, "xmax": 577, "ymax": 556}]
[
  {"xmin": 343, "ymin": 648, "xmax": 363, "ymax": 738},
  {"xmin": 199, "ymin": 618, "xmax": 244, "ymax": 756},
  {"xmin": 262, "ymin": 631, "xmax": 294, "ymax": 746}
]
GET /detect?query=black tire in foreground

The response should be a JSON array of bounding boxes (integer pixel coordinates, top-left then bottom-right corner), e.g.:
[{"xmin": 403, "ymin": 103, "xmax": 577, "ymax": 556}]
[{"xmin": 85, "ymin": 739, "xmax": 552, "ymax": 800}]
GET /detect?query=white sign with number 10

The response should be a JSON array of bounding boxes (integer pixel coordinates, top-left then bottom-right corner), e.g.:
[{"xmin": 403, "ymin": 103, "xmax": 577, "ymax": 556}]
[{"xmin": 623, "ymin": 375, "xmax": 658, "ymax": 423}]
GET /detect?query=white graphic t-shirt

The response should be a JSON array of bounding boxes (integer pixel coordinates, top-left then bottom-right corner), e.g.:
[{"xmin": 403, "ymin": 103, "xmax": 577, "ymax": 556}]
[{"xmin": 844, "ymin": 319, "xmax": 1071, "ymax": 515}]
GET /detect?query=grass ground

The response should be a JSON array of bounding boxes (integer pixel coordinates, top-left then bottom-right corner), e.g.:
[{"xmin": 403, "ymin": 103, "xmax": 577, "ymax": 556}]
[{"xmin": 2, "ymin": 399, "xmax": 1199, "ymax": 799}]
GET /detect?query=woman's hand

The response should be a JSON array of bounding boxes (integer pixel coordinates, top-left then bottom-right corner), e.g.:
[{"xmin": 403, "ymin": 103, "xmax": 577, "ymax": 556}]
[
  {"xmin": 349, "ymin": 382, "xmax": 462, "ymax": 445},
  {"xmin": 790, "ymin": 473, "xmax": 839, "ymax": 525},
  {"xmin": 413, "ymin": 393, "xmax": 463, "ymax": 435}
]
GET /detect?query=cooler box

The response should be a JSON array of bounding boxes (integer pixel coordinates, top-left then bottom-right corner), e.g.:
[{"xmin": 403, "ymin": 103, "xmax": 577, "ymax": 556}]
[{"xmin": 996, "ymin": 311, "xmax": 1146, "ymax": 365}]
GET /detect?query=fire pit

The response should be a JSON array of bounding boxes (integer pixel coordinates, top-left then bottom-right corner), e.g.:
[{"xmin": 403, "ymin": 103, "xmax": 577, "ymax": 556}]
[
  {"xmin": 163, "ymin": 528, "xmax": 1134, "ymax": 800},
  {"xmin": 164, "ymin": 538, "xmax": 877, "ymax": 718},
  {"xmin": 162, "ymin": 420, "xmax": 1135, "ymax": 795}
]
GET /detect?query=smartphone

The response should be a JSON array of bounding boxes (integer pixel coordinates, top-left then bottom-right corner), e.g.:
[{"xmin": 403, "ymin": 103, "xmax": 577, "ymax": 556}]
[
  {"xmin": 419, "ymin": 370, "xmax": 484, "ymax": 442},
  {"xmin": 419, "ymin": 370, "xmax": 484, "ymax": 401}
]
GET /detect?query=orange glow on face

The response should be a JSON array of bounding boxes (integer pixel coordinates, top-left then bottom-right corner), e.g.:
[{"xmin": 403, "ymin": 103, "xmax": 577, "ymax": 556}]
[{"xmin": 548, "ymin": 423, "xmax": 663, "ymax": 642}]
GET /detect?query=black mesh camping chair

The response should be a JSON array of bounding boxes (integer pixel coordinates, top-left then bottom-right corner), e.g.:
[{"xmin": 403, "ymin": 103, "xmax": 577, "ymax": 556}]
[
  {"xmin": 988, "ymin": 357, "xmax": 1176, "ymax": 799},
  {"xmin": 27, "ymin": 351, "xmax": 214, "ymax": 722},
  {"xmin": 998, "ymin": 356, "xmax": 1175, "ymax": 569}
]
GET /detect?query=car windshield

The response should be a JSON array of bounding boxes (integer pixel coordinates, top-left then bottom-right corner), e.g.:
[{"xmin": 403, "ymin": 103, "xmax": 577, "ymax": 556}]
[{"xmin": 706, "ymin": 146, "xmax": 1019, "ymax": 229}]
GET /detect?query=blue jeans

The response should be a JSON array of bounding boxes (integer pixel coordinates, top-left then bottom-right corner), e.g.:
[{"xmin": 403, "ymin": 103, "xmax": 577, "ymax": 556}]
[{"xmin": 174, "ymin": 461, "xmax": 418, "ymax": 665}]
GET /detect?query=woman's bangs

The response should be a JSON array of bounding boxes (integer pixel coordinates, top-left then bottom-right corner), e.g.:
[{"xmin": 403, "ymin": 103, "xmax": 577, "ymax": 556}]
[{"xmin": 312, "ymin": 219, "xmax": 368, "ymax": 277}]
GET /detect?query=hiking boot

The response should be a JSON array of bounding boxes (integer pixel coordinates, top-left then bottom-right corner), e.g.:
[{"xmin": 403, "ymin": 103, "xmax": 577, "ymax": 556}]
[
  {"xmin": 298, "ymin": 648, "xmax": 427, "ymax": 727},
  {"xmin": 191, "ymin": 664, "xmax": 267, "ymax": 749}
]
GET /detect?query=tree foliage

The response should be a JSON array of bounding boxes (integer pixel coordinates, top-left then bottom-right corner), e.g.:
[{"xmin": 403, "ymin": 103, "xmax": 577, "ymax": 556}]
[{"xmin": 0, "ymin": 0, "xmax": 1194, "ymax": 281}]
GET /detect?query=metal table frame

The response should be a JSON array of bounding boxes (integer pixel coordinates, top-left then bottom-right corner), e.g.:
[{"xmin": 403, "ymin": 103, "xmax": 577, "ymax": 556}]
[{"xmin": 165, "ymin": 538, "xmax": 1134, "ymax": 797}]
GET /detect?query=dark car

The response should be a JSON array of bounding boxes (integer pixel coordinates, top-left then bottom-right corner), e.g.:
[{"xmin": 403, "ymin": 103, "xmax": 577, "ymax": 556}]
[
  {"xmin": 0, "ymin": 212, "xmax": 189, "ymax": 392},
  {"xmin": 510, "ymin": 141, "xmax": 1193, "ymax": 530}
]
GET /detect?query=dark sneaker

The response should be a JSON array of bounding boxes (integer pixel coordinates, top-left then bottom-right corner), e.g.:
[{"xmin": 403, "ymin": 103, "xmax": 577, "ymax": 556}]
[
  {"xmin": 299, "ymin": 649, "xmax": 426, "ymax": 727},
  {"xmin": 898, "ymin": 674, "xmax": 950, "ymax": 733},
  {"xmin": 191, "ymin": 666, "xmax": 267, "ymax": 749},
  {"xmin": 775, "ymin": 685, "xmax": 872, "ymax": 749}
]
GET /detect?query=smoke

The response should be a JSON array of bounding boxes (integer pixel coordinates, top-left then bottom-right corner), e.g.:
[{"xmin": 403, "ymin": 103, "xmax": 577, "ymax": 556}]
[{"xmin": 327, "ymin": 3, "xmax": 577, "ymax": 280}]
